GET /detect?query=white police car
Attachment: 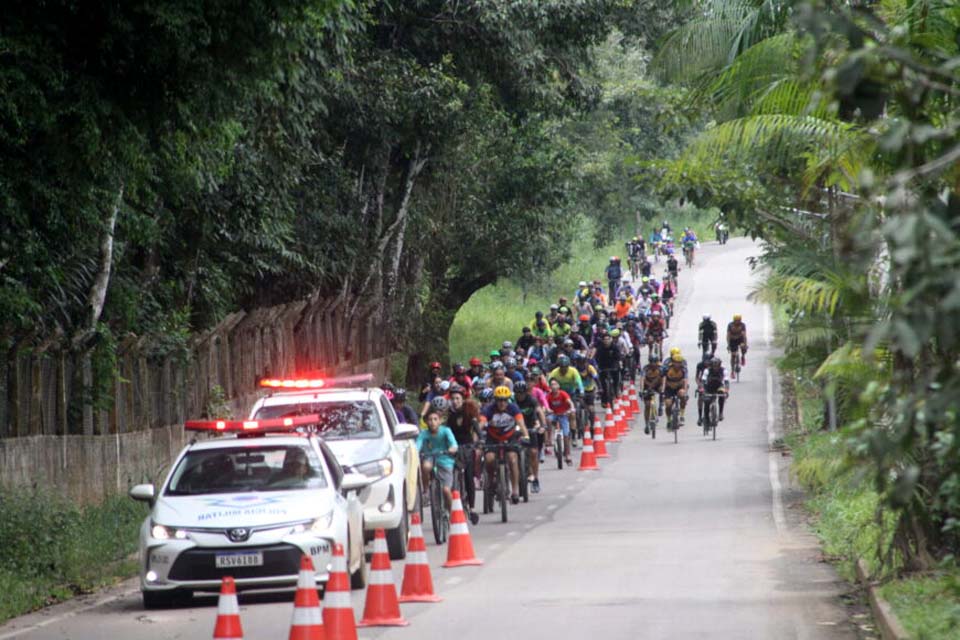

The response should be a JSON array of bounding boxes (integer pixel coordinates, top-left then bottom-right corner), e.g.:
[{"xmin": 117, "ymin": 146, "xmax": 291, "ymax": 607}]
[
  {"xmin": 250, "ymin": 375, "xmax": 420, "ymax": 559},
  {"xmin": 129, "ymin": 414, "xmax": 369, "ymax": 608}
]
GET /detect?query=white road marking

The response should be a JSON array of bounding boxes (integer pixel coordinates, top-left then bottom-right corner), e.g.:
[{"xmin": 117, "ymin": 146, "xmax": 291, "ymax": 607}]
[
  {"xmin": 488, "ymin": 543, "xmax": 501, "ymax": 550},
  {"xmin": 535, "ymin": 516, "xmax": 545, "ymax": 521},
  {"xmin": 557, "ymin": 494, "xmax": 567, "ymax": 499},
  {"xmin": 445, "ymin": 576, "xmax": 463, "ymax": 586},
  {"xmin": 765, "ymin": 306, "xmax": 787, "ymax": 534},
  {"xmin": 547, "ymin": 504, "xmax": 558, "ymax": 510},
  {"xmin": 506, "ymin": 530, "xmax": 518, "ymax": 537}
]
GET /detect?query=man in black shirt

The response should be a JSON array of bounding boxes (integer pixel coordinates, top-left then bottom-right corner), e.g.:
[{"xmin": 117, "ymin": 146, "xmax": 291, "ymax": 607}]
[
  {"xmin": 447, "ymin": 387, "xmax": 480, "ymax": 521},
  {"xmin": 594, "ymin": 332, "xmax": 622, "ymax": 407}
]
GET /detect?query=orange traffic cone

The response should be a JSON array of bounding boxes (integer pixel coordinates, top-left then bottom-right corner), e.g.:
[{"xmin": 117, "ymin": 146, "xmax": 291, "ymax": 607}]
[
  {"xmin": 629, "ymin": 381, "xmax": 641, "ymax": 415},
  {"xmin": 578, "ymin": 428, "xmax": 599, "ymax": 471},
  {"xmin": 323, "ymin": 544, "xmax": 357, "ymax": 640},
  {"xmin": 593, "ymin": 416, "xmax": 609, "ymax": 458},
  {"xmin": 443, "ymin": 491, "xmax": 484, "ymax": 568},
  {"xmin": 213, "ymin": 576, "xmax": 243, "ymax": 640},
  {"xmin": 603, "ymin": 404, "xmax": 620, "ymax": 443},
  {"xmin": 615, "ymin": 398, "xmax": 627, "ymax": 435},
  {"xmin": 288, "ymin": 555, "xmax": 325, "ymax": 640},
  {"xmin": 399, "ymin": 513, "xmax": 442, "ymax": 602},
  {"xmin": 620, "ymin": 394, "xmax": 632, "ymax": 433},
  {"xmin": 621, "ymin": 389, "xmax": 633, "ymax": 420},
  {"xmin": 358, "ymin": 529, "xmax": 408, "ymax": 627}
]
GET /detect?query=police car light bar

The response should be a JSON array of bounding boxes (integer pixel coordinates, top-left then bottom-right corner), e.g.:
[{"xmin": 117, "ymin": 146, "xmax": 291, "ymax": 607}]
[
  {"xmin": 185, "ymin": 414, "xmax": 321, "ymax": 433},
  {"xmin": 257, "ymin": 373, "xmax": 375, "ymax": 390}
]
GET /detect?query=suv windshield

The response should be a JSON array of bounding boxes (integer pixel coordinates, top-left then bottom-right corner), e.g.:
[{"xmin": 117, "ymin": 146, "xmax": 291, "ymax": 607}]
[
  {"xmin": 165, "ymin": 445, "xmax": 327, "ymax": 496},
  {"xmin": 254, "ymin": 400, "xmax": 383, "ymax": 440}
]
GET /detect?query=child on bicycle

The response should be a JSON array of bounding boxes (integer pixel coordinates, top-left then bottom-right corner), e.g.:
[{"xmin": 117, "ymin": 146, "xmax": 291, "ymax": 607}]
[
  {"xmin": 416, "ymin": 408, "xmax": 459, "ymax": 510},
  {"xmin": 545, "ymin": 378, "xmax": 576, "ymax": 466}
]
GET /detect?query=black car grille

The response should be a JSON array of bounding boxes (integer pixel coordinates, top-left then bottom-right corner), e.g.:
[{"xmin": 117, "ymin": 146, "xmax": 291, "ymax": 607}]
[{"xmin": 168, "ymin": 544, "xmax": 302, "ymax": 582}]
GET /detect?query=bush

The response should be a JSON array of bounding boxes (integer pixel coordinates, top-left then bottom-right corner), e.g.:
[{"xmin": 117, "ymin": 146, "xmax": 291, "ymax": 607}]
[{"xmin": 0, "ymin": 489, "xmax": 145, "ymax": 622}]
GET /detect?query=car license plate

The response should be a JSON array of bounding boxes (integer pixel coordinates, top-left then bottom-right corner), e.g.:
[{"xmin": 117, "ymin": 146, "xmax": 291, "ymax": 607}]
[{"xmin": 215, "ymin": 551, "xmax": 264, "ymax": 569}]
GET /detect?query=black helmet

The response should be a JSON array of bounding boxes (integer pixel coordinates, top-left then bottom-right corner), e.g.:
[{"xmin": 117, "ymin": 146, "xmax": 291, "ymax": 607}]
[
  {"xmin": 393, "ymin": 387, "xmax": 407, "ymax": 401},
  {"xmin": 479, "ymin": 388, "xmax": 495, "ymax": 402},
  {"xmin": 514, "ymin": 380, "xmax": 528, "ymax": 393},
  {"xmin": 557, "ymin": 355, "xmax": 571, "ymax": 367}
]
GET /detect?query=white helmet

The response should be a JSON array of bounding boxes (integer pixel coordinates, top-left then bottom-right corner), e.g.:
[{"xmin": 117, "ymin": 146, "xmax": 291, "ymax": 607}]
[
  {"xmin": 703, "ymin": 314, "xmax": 711, "ymax": 321},
  {"xmin": 578, "ymin": 280, "xmax": 587, "ymax": 287}
]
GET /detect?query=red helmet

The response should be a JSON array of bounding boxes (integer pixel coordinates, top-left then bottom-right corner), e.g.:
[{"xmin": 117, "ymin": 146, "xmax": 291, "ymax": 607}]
[
  {"xmin": 430, "ymin": 361, "xmax": 442, "ymax": 370},
  {"xmin": 579, "ymin": 314, "xmax": 590, "ymax": 322},
  {"xmin": 469, "ymin": 357, "xmax": 482, "ymax": 367},
  {"xmin": 528, "ymin": 357, "xmax": 538, "ymax": 365}
]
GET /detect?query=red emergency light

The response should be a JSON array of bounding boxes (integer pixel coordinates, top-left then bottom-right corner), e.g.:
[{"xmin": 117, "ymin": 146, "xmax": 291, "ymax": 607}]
[
  {"xmin": 257, "ymin": 373, "xmax": 375, "ymax": 391},
  {"xmin": 185, "ymin": 414, "xmax": 321, "ymax": 433}
]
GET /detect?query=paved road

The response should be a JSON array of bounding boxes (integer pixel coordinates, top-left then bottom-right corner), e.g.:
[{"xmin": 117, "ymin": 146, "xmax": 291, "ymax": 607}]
[{"xmin": 0, "ymin": 238, "xmax": 857, "ymax": 640}]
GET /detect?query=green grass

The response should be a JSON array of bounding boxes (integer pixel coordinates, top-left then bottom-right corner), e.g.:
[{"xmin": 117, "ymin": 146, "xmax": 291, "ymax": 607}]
[
  {"xmin": 879, "ymin": 573, "xmax": 960, "ymax": 639},
  {"xmin": 0, "ymin": 490, "xmax": 146, "ymax": 623},
  {"xmin": 449, "ymin": 210, "xmax": 714, "ymax": 363}
]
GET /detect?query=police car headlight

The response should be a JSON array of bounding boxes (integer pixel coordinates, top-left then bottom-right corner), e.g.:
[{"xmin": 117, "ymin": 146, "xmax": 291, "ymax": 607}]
[
  {"xmin": 151, "ymin": 522, "xmax": 188, "ymax": 540},
  {"xmin": 354, "ymin": 457, "xmax": 393, "ymax": 480}
]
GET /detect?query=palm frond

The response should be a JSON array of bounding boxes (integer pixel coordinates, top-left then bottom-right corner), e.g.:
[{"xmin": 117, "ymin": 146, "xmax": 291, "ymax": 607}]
[
  {"xmin": 663, "ymin": 114, "xmax": 869, "ymax": 189},
  {"xmin": 754, "ymin": 273, "xmax": 843, "ymax": 315},
  {"xmin": 702, "ymin": 32, "xmax": 808, "ymax": 118},
  {"xmin": 750, "ymin": 78, "xmax": 832, "ymax": 118},
  {"xmin": 814, "ymin": 342, "xmax": 891, "ymax": 383}
]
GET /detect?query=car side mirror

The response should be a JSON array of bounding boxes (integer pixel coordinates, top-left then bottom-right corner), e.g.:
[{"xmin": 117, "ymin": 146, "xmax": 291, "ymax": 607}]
[
  {"xmin": 341, "ymin": 473, "xmax": 371, "ymax": 495},
  {"xmin": 393, "ymin": 423, "xmax": 419, "ymax": 440},
  {"xmin": 129, "ymin": 484, "xmax": 155, "ymax": 502}
]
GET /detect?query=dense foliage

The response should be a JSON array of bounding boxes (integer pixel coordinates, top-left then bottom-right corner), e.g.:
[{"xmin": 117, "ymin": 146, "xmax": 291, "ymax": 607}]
[
  {"xmin": 1, "ymin": 1, "xmax": 697, "ymax": 433},
  {"xmin": 653, "ymin": 0, "xmax": 960, "ymax": 570}
]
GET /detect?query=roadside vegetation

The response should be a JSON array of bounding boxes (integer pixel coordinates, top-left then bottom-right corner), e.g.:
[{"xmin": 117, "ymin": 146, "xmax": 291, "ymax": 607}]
[
  {"xmin": 0, "ymin": 490, "xmax": 145, "ymax": 623},
  {"xmin": 652, "ymin": 0, "xmax": 960, "ymax": 636}
]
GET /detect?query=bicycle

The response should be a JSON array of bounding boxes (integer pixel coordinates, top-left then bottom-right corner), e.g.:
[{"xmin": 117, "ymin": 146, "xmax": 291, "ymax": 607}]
[
  {"xmin": 729, "ymin": 346, "xmax": 742, "ymax": 382},
  {"xmin": 683, "ymin": 243, "xmax": 695, "ymax": 267},
  {"xmin": 664, "ymin": 394, "xmax": 681, "ymax": 443},
  {"xmin": 641, "ymin": 389, "xmax": 659, "ymax": 439},
  {"xmin": 453, "ymin": 445, "xmax": 480, "ymax": 526},
  {"xmin": 648, "ymin": 338, "xmax": 663, "ymax": 362},
  {"xmin": 547, "ymin": 410, "xmax": 573, "ymax": 468},
  {"xmin": 482, "ymin": 441, "xmax": 524, "ymax": 523},
  {"xmin": 700, "ymin": 391, "xmax": 722, "ymax": 440},
  {"xmin": 599, "ymin": 369, "xmax": 618, "ymax": 409},
  {"xmin": 419, "ymin": 452, "xmax": 450, "ymax": 544}
]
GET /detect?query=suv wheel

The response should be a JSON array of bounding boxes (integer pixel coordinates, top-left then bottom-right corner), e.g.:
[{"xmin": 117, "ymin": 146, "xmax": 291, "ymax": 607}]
[
  {"xmin": 142, "ymin": 589, "xmax": 178, "ymax": 609},
  {"xmin": 385, "ymin": 500, "xmax": 409, "ymax": 560}
]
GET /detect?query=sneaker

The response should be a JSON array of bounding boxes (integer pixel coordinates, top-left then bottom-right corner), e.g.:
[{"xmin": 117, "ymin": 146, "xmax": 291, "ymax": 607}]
[
  {"xmin": 532, "ymin": 479, "xmax": 541, "ymax": 493},
  {"xmin": 511, "ymin": 494, "xmax": 520, "ymax": 505},
  {"xmin": 741, "ymin": 355, "xmax": 746, "ymax": 366},
  {"xmin": 571, "ymin": 439, "xmax": 579, "ymax": 449},
  {"xmin": 469, "ymin": 512, "xmax": 480, "ymax": 525},
  {"xmin": 719, "ymin": 414, "xmax": 724, "ymax": 421},
  {"xmin": 680, "ymin": 416, "xmax": 686, "ymax": 426},
  {"xmin": 697, "ymin": 418, "xmax": 703, "ymax": 426},
  {"xmin": 565, "ymin": 457, "xmax": 573, "ymax": 466},
  {"xmin": 545, "ymin": 446, "xmax": 553, "ymax": 456},
  {"xmin": 644, "ymin": 426, "xmax": 650, "ymax": 434},
  {"xmin": 539, "ymin": 451, "xmax": 545, "ymax": 463}
]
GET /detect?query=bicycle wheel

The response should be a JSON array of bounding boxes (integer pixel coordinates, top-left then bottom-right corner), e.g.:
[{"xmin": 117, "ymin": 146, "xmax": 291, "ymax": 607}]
[
  {"xmin": 430, "ymin": 475, "xmax": 445, "ymax": 544},
  {"xmin": 482, "ymin": 465, "xmax": 493, "ymax": 514},
  {"xmin": 555, "ymin": 429, "xmax": 564, "ymax": 469},
  {"xmin": 498, "ymin": 463, "xmax": 508, "ymax": 523},
  {"xmin": 519, "ymin": 449, "xmax": 529, "ymax": 503},
  {"xmin": 710, "ymin": 399, "xmax": 719, "ymax": 440}
]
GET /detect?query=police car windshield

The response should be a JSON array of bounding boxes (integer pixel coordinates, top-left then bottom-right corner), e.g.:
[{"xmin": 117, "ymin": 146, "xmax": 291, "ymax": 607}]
[
  {"xmin": 254, "ymin": 401, "xmax": 382, "ymax": 440},
  {"xmin": 165, "ymin": 445, "xmax": 327, "ymax": 496}
]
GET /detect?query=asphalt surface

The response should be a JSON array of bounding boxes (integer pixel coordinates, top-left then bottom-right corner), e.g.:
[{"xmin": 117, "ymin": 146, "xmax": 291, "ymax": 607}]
[{"xmin": 0, "ymin": 237, "xmax": 857, "ymax": 640}]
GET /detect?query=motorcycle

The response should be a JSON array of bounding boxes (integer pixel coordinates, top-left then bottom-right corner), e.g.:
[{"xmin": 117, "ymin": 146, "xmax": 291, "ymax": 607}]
[{"xmin": 715, "ymin": 223, "xmax": 729, "ymax": 245}]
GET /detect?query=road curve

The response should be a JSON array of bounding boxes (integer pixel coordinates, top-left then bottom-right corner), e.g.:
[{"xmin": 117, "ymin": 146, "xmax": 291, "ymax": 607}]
[{"xmin": 0, "ymin": 237, "xmax": 856, "ymax": 640}]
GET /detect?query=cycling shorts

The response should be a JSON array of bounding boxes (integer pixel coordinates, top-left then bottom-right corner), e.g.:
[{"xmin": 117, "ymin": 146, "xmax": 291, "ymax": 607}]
[
  {"xmin": 484, "ymin": 431, "xmax": 521, "ymax": 446},
  {"xmin": 728, "ymin": 338, "xmax": 746, "ymax": 351},
  {"xmin": 548, "ymin": 414, "xmax": 571, "ymax": 437},
  {"xmin": 663, "ymin": 386, "xmax": 684, "ymax": 399}
]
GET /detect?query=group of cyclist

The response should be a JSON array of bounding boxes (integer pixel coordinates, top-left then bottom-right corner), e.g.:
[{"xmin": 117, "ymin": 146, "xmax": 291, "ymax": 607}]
[{"xmin": 388, "ymin": 222, "xmax": 749, "ymax": 523}]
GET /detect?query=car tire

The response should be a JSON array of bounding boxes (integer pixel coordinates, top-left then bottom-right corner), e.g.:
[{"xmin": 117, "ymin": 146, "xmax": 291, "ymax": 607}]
[
  {"xmin": 385, "ymin": 498, "xmax": 409, "ymax": 561},
  {"xmin": 349, "ymin": 539, "xmax": 368, "ymax": 590},
  {"xmin": 142, "ymin": 589, "xmax": 177, "ymax": 609}
]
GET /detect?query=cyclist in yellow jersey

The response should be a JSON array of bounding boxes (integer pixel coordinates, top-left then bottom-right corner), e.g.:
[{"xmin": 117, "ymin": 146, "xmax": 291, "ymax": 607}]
[
  {"xmin": 548, "ymin": 355, "xmax": 584, "ymax": 445},
  {"xmin": 573, "ymin": 352, "xmax": 599, "ymax": 427}
]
